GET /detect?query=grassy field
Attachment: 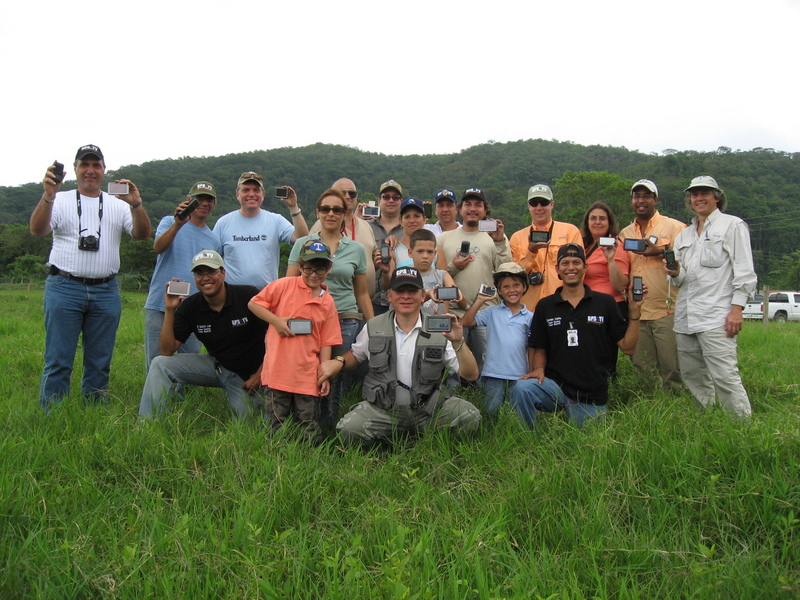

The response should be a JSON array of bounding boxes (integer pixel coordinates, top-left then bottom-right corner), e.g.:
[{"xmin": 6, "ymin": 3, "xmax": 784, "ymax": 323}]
[{"xmin": 1, "ymin": 289, "xmax": 798, "ymax": 599}]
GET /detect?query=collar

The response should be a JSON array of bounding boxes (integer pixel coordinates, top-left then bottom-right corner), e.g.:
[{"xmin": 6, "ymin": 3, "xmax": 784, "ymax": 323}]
[
  {"xmin": 532, "ymin": 219, "xmax": 553, "ymax": 231},
  {"xmin": 691, "ymin": 208, "xmax": 722, "ymax": 228},
  {"xmin": 296, "ymin": 275, "xmax": 328, "ymax": 297},
  {"xmin": 392, "ymin": 313, "xmax": 423, "ymax": 335},
  {"xmin": 553, "ymin": 284, "xmax": 593, "ymax": 305},
  {"xmin": 500, "ymin": 301, "xmax": 530, "ymax": 315}
]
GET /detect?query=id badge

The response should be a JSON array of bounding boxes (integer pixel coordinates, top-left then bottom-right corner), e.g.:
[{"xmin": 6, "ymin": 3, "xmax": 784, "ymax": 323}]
[{"xmin": 567, "ymin": 328, "xmax": 579, "ymax": 347}]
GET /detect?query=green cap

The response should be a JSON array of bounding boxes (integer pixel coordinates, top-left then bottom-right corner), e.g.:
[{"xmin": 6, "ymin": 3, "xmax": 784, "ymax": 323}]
[
  {"xmin": 189, "ymin": 181, "xmax": 216, "ymax": 199},
  {"xmin": 299, "ymin": 239, "xmax": 332, "ymax": 263}
]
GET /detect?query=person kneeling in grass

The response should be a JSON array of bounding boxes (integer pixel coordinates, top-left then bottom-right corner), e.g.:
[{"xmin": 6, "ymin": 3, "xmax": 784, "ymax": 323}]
[
  {"xmin": 248, "ymin": 240, "xmax": 342, "ymax": 444},
  {"xmin": 139, "ymin": 250, "xmax": 266, "ymax": 420},
  {"xmin": 462, "ymin": 262, "xmax": 533, "ymax": 421},
  {"xmin": 318, "ymin": 267, "xmax": 481, "ymax": 449},
  {"xmin": 511, "ymin": 244, "xmax": 644, "ymax": 427}
]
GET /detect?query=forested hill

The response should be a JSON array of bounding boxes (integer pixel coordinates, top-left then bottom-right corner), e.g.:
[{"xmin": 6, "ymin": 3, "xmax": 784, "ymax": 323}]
[{"xmin": 1, "ymin": 139, "xmax": 799, "ymax": 288}]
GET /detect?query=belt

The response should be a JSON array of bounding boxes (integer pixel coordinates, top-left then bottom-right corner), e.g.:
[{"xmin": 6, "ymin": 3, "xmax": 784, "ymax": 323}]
[{"xmin": 48, "ymin": 265, "xmax": 116, "ymax": 286}]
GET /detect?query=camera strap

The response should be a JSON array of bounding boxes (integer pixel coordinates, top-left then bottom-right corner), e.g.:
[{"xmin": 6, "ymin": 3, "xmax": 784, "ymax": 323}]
[{"xmin": 76, "ymin": 190, "xmax": 103, "ymax": 238}]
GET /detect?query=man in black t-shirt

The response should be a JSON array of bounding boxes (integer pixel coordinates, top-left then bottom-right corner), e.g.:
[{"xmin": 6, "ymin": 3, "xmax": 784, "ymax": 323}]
[
  {"xmin": 139, "ymin": 250, "xmax": 266, "ymax": 419},
  {"xmin": 510, "ymin": 244, "xmax": 644, "ymax": 427}
]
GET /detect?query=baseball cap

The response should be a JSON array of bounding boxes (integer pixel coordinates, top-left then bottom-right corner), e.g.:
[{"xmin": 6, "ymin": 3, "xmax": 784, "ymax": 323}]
[
  {"xmin": 400, "ymin": 197, "xmax": 425, "ymax": 214},
  {"xmin": 389, "ymin": 267, "xmax": 424, "ymax": 290},
  {"xmin": 380, "ymin": 179, "xmax": 403, "ymax": 195},
  {"xmin": 75, "ymin": 144, "xmax": 104, "ymax": 161},
  {"xmin": 189, "ymin": 181, "xmax": 217, "ymax": 199},
  {"xmin": 192, "ymin": 249, "xmax": 224, "ymax": 271},
  {"xmin": 434, "ymin": 188, "xmax": 457, "ymax": 203},
  {"xmin": 461, "ymin": 187, "xmax": 487, "ymax": 203},
  {"xmin": 631, "ymin": 179, "xmax": 658, "ymax": 196},
  {"xmin": 237, "ymin": 171, "xmax": 265, "ymax": 190},
  {"xmin": 298, "ymin": 239, "xmax": 332, "ymax": 263},
  {"xmin": 527, "ymin": 184, "xmax": 553, "ymax": 202},
  {"xmin": 557, "ymin": 243, "xmax": 586, "ymax": 264},
  {"xmin": 685, "ymin": 175, "xmax": 721, "ymax": 192}
]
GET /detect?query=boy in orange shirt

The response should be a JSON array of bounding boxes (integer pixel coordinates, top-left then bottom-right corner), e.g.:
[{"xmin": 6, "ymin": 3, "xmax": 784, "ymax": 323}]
[{"xmin": 248, "ymin": 240, "xmax": 342, "ymax": 443}]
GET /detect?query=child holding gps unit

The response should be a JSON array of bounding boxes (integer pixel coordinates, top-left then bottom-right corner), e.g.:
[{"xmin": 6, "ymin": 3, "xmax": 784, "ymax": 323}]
[
  {"xmin": 248, "ymin": 239, "xmax": 342, "ymax": 443},
  {"xmin": 462, "ymin": 262, "xmax": 533, "ymax": 420},
  {"xmin": 405, "ymin": 229, "xmax": 466, "ymax": 316}
]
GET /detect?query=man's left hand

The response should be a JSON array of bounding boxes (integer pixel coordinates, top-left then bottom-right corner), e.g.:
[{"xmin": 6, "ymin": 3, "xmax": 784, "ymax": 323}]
[
  {"xmin": 278, "ymin": 186, "xmax": 299, "ymax": 210},
  {"xmin": 488, "ymin": 219, "xmax": 505, "ymax": 242},
  {"xmin": 725, "ymin": 306, "xmax": 744, "ymax": 337},
  {"xmin": 242, "ymin": 372, "xmax": 262, "ymax": 393},
  {"xmin": 114, "ymin": 179, "xmax": 142, "ymax": 207}
]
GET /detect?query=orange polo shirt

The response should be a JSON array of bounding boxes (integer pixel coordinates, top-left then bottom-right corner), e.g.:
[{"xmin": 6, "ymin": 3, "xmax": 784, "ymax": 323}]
[
  {"xmin": 250, "ymin": 276, "xmax": 342, "ymax": 396},
  {"xmin": 618, "ymin": 211, "xmax": 686, "ymax": 321},
  {"xmin": 510, "ymin": 220, "xmax": 583, "ymax": 311}
]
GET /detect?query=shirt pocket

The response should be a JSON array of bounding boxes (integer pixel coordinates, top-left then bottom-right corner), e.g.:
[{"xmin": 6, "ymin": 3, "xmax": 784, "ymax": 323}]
[{"xmin": 700, "ymin": 233, "xmax": 725, "ymax": 268}]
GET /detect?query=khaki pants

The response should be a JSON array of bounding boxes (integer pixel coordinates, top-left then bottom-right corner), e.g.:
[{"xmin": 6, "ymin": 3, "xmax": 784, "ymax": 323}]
[
  {"xmin": 336, "ymin": 396, "xmax": 481, "ymax": 448},
  {"xmin": 632, "ymin": 313, "xmax": 683, "ymax": 393},
  {"xmin": 676, "ymin": 327, "xmax": 751, "ymax": 417}
]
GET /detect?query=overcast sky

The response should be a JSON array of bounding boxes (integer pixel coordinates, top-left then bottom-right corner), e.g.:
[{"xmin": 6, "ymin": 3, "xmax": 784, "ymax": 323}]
[{"xmin": 2, "ymin": 0, "xmax": 798, "ymax": 188}]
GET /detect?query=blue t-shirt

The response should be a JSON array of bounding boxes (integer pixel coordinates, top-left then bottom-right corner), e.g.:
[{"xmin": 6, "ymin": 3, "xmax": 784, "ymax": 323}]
[
  {"xmin": 288, "ymin": 234, "xmax": 367, "ymax": 314},
  {"xmin": 475, "ymin": 302, "xmax": 533, "ymax": 380},
  {"xmin": 213, "ymin": 209, "xmax": 294, "ymax": 289},
  {"xmin": 145, "ymin": 217, "xmax": 221, "ymax": 312}
]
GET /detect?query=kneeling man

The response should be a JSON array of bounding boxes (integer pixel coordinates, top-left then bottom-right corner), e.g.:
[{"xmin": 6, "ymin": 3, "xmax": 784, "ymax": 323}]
[
  {"xmin": 139, "ymin": 250, "xmax": 266, "ymax": 419},
  {"xmin": 511, "ymin": 244, "xmax": 644, "ymax": 427},
  {"xmin": 318, "ymin": 267, "xmax": 481, "ymax": 448}
]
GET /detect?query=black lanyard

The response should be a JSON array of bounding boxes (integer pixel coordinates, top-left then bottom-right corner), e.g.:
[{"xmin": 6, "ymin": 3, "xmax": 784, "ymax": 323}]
[{"xmin": 76, "ymin": 190, "xmax": 103, "ymax": 238}]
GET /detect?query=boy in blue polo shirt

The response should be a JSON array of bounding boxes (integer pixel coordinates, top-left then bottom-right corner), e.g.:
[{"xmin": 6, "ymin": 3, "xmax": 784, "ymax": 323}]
[{"xmin": 462, "ymin": 262, "xmax": 532, "ymax": 419}]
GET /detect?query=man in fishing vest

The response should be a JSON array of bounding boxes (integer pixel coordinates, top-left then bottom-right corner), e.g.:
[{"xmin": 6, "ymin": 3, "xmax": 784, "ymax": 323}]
[{"xmin": 317, "ymin": 267, "xmax": 481, "ymax": 448}]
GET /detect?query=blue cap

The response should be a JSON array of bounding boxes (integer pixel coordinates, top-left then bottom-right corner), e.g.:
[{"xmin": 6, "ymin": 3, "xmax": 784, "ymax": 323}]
[
  {"xmin": 434, "ymin": 188, "xmax": 456, "ymax": 203},
  {"xmin": 400, "ymin": 197, "xmax": 425, "ymax": 214}
]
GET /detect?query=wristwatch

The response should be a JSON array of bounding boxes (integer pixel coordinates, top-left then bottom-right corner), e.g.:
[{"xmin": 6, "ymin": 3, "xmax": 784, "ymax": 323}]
[{"xmin": 334, "ymin": 356, "xmax": 346, "ymax": 366}]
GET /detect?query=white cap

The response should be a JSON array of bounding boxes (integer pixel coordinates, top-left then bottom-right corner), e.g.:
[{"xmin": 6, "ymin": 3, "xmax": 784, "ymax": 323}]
[{"xmin": 631, "ymin": 179, "xmax": 658, "ymax": 196}]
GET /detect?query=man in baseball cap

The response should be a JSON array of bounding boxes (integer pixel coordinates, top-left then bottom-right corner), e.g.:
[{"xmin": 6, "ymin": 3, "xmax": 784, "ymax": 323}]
[
  {"xmin": 424, "ymin": 188, "xmax": 461, "ymax": 237},
  {"xmin": 510, "ymin": 240, "xmax": 645, "ymax": 428},
  {"xmin": 510, "ymin": 183, "xmax": 582, "ymax": 312},
  {"xmin": 31, "ymin": 144, "xmax": 151, "ymax": 411},
  {"xmin": 667, "ymin": 176, "xmax": 756, "ymax": 417},
  {"xmin": 619, "ymin": 178, "xmax": 686, "ymax": 393},
  {"xmin": 214, "ymin": 170, "xmax": 309, "ymax": 289},
  {"xmin": 318, "ymin": 266, "xmax": 482, "ymax": 448},
  {"xmin": 140, "ymin": 248, "xmax": 267, "ymax": 421},
  {"xmin": 144, "ymin": 181, "xmax": 221, "ymax": 370}
]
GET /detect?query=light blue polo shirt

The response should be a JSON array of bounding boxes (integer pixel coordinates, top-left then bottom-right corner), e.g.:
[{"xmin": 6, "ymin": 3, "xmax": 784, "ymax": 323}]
[{"xmin": 475, "ymin": 302, "xmax": 533, "ymax": 380}]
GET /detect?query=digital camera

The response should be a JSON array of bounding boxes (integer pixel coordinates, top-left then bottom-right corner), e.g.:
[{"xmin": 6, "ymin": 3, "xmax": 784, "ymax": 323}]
[
  {"xmin": 78, "ymin": 235, "xmax": 100, "ymax": 252},
  {"xmin": 528, "ymin": 271, "xmax": 544, "ymax": 285}
]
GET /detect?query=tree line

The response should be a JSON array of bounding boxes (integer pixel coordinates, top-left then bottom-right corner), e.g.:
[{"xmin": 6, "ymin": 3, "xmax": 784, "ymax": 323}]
[{"xmin": 1, "ymin": 139, "xmax": 798, "ymax": 290}]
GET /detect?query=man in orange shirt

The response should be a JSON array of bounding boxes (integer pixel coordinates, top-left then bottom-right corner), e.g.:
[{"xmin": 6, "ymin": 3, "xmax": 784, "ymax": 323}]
[
  {"xmin": 618, "ymin": 179, "xmax": 686, "ymax": 392},
  {"xmin": 510, "ymin": 184, "xmax": 582, "ymax": 311}
]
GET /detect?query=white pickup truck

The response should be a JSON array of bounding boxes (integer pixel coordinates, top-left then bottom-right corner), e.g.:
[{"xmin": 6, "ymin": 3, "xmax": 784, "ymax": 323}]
[{"xmin": 743, "ymin": 291, "xmax": 800, "ymax": 322}]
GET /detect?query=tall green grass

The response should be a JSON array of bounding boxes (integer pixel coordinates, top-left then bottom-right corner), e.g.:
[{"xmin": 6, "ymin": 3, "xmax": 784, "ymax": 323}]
[{"xmin": 1, "ymin": 290, "xmax": 798, "ymax": 599}]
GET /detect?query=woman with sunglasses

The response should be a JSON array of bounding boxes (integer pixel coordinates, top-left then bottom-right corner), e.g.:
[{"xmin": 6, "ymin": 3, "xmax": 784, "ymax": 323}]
[
  {"xmin": 287, "ymin": 189, "xmax": 374, "ymax": 430},
  {"xmin": 580, "ymin": 201, "xmax": 631, "ymax": 376}
]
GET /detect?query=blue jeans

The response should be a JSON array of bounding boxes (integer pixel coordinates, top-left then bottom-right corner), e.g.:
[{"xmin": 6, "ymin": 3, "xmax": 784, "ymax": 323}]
[
  {"xmin": 510, "ymin": 377, "xmax": 606, "ymax": 428},
  {"xmin": 480, "ymin": 376, "xmax": 518, "ymax": 418},
  {"xmin": 40, "ymin": 275, "xmax": 121, "ymax": 411},
  {"xmin": 140, "ymin": 353, "xmax": 261, "ymax": 419},
  {"xmin": 144, "ymin": 308, "xmax": 202, "ymax": 372},
  {"xmin": 321, "ymin": 318, "xmax": 363, "ymax": 430}
]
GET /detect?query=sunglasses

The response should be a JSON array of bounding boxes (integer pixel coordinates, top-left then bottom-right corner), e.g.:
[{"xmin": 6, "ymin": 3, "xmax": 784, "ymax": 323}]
[
  {"xmin": 380, "ymin": 194, "xmax": 402, "ymax": 201},
  {"xmin": 528, "ymin": 199, "xmax": 552, "ymax": 207},
  {"xmin": 341, "ymin": 190, "xmax": 358, "ymax": 198},
  {"xmin": 318, "ymin": 206, "xmax": 345, "ymax": 215}
]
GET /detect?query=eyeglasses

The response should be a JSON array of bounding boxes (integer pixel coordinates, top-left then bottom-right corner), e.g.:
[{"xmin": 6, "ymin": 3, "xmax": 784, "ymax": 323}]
[
  {"xmin": 528, "ymin": 199, "xmax": 552, "ymax": 207},
  {"xmin": 318, "ymin": 206, "xmax": 345, "ymax": 215},
  {"xmin": 301, "ymin": 266, "xmax": 330, "ymax": 276},
  {"xmin": 193, "ymin": 268, "xmax": 221, "ymax": 277},
  {"xmin": 380, "ymin": 194, "xmax": 402, "ymax": 202},
  {"xmin": 632, "ymin": 193, "xmax": 655, "ymax": 200},
  {"xmin": 341, "ymin": 190, "xmax": 358, "ymax": 198}
]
